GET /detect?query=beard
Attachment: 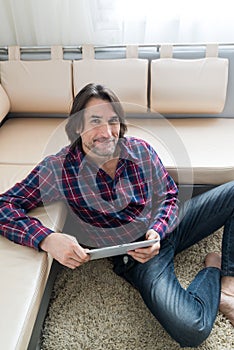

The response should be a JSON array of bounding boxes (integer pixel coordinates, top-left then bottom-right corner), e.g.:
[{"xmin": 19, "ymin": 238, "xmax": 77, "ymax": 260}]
[{"xmin": 83, "ymin": 137, "xmax": 118, "ymax": 157}]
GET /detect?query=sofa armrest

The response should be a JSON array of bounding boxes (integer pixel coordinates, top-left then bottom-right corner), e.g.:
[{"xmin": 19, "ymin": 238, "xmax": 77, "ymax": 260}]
[{"xmin": 0, "ymin": 84, "xmax": 10, "ymax": 123}]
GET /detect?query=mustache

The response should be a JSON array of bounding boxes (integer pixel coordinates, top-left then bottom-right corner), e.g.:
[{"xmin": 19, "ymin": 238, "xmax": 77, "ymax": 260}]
[{"xmin": 93, "ymin": 137, "xmax": 116, "ymax": 143}]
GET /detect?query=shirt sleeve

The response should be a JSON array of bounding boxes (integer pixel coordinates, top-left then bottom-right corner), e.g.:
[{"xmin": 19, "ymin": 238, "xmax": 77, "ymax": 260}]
[
  {"xmin": 0, "ymin": 157, "xmax": 63, "ymax": 250},
  {"xmin": 148, "ymin": 144, "xmax": 179, "ymax": 240}
]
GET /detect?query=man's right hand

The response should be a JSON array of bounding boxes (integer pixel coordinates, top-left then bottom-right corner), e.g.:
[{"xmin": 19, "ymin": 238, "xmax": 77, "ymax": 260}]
[{"xmin": 40, "ymin": 232, "xmax": 90, "ymax": 269}]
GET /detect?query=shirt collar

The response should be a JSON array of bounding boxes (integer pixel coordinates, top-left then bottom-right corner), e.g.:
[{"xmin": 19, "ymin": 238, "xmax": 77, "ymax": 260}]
[{"xmin": 119, "ymin": 137, "xmax": 140, "ymax": 163}]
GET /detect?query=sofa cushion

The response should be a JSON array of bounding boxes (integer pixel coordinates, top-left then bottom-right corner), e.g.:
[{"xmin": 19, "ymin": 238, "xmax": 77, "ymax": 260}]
[
  {"xmin": 0, "ymin": 161, "xmax": 67, "ymax": 350},
  {"xmin": 0, "ymin": 118, "xmax": 69, "ymax": 164},
  {"xmin": 0, "ymin": 84, "xmax": 10, "ymax": 123},
  {"xmin": 0, "ymin": 164, "xmax": 35, "ymax": 192},
  {"xmin": 0, "ymin": 60, "xmax": 73, "ymax": 114},
  {"xmin": 73, "ymin": 59, "xmax": 148, "ymax": 113},
  {"xmin": 0, "ymin": 162, "xmax": 67, "ymax": 240},
  {"xmin": 127, "ymin": 117, "xmax": 234, "ymax": 185},
  {"xmin": 0, "ymin": 201, "xmax": 66, "ymax": 350},
  {"xmin": 0, "ymin": 236, "xmax": 52, "ymax": 350},
  {"xmin": 151, "ymin": 57, "xmax": 229, "ymax": 114}
]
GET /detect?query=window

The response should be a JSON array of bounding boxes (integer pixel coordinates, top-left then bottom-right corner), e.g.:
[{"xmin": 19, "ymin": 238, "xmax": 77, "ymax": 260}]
[{"xmin": 0, "ymin": 0, "xmax": 234, "ymax": 46}]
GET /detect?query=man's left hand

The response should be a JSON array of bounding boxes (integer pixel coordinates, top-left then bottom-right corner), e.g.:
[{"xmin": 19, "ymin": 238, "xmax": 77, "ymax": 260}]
[{"xmin": 127, "ymin": 229, "xmax": 161, "ymax": 263}]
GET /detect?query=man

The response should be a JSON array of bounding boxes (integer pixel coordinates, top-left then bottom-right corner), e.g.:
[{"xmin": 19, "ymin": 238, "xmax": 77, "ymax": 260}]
[{"xmin": 0, "ymin": 83, "xmax": 233, "ymax": 347}]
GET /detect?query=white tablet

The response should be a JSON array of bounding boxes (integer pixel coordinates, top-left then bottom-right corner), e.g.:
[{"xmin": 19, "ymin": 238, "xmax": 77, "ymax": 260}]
[{"xmin": 87, "ymin": 239, "xmax": 159, "ymax": 260}]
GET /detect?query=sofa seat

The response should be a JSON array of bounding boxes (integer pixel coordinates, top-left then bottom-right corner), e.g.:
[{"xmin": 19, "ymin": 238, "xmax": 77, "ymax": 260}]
[
  {"xmin": 0, "ymin": 162, "xmax": 67, "ymax": 350},
  {"xmin": 1, "ymin": 116, "xmax": 231, "ymax": 186},
  {"xmin": 0, "ymin": 201, "xmax": 66, "ymax": 350},
  {"xmin": 1, "ymin": 116, "xmax": 232, "ymax": 187},
  {"xmin": 0, "ymin": 120, "xmax": 68, "ymax": 349},
  {"xmin": 127, "ymin": 117, "xmax": 234, "ymax": 185},
  {"xmin": 0, "ymin": 118, "xmax": 68, "ymax": 165},
  {"xmin": 0, "ymin": 164, "xmax": 35, "ymax": 191},
  {"xmin": 0, "ymin": 163, "xmax": 67, "ymax": 234},
  {"xmin": 0, "ymin": 165, "xmax": 67, "ymax": 350}
]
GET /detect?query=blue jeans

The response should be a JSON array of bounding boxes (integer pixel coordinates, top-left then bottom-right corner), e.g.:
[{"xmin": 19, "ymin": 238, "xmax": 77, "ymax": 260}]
[{"xmin": 112, "ymin": 181, "xmax": 234, "ymax": 348}]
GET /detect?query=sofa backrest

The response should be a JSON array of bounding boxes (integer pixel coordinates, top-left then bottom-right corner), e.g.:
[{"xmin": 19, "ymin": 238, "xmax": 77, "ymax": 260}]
[
  {"xmin": 0, "ymin": 44, "xmax": 233, "ymax": 119},
  {"xmin": 0, "ymin": 84, "xmax": 10, "ymax": 123},
  {"xmin": 150, "ymin": 44, "xmax": 228, "ymax": 114},
  {"xmin": 73, "ymin": 45, "xmax": 148, "ymax": 113},
  {"xmin": 0, "ymin": 46, "xmax": 73, "ymax": 115}
]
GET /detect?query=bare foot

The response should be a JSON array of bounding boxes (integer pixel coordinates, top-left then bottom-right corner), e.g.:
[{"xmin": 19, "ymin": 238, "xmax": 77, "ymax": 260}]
[
  {"xmin": 204, "ymin": 253, "xmax": 234, "ymax": 326},
  {"xmin": 220, "ymin": 291, "xmax": 234, "ymax": 327},
  {"xmin": 204, "ymin": 252, "xmax": 221, "ymax": 269}
]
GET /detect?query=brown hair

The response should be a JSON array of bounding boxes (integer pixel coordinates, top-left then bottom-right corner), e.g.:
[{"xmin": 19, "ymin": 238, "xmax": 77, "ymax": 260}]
[{"xmin": 65, "ymin": 83, "xmax": 127, "ymax": 145}]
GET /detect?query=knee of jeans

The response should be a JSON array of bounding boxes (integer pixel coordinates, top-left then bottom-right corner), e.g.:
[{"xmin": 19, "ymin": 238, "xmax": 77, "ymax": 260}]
[
  {"xmin": 177, "ymin": 320, "xmax": 212, "ymax": 348},
  {"xmin": 225, "ymin": 181, "xmax": 234, "ymax": 207}
]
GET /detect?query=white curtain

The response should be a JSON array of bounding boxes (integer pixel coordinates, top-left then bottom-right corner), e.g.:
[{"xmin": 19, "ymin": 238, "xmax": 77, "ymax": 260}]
[{"xmin": 0, "ymin": 0, "xmax": 234, "ymax": 47}]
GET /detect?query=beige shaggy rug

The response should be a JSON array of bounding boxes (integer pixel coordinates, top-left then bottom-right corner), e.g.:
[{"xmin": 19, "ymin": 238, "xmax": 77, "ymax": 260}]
[{"xmin": 40, "ymin": 229, "xmax": 234, "ymax": 350}]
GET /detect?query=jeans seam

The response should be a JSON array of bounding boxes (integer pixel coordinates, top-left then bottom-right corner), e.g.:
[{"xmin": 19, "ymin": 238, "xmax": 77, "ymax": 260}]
[{"xmin": 191, "ymin": 267, "xmax": 220, "ymax": 296}]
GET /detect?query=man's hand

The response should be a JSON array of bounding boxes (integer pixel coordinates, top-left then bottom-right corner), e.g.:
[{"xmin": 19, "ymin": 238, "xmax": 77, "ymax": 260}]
[
  {"xmin": 40, "ymin": 232, "xmax": 90, "ymax": 269},
  {"xmin": 127, "ymin": 229, "xmax": 161, "ymax": 264}
]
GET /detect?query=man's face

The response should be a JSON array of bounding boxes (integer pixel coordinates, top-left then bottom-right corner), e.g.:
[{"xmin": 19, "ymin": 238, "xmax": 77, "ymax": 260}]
[{"xmin": 80, "ymin": 98, "xmax": 121, "ymax": 159}]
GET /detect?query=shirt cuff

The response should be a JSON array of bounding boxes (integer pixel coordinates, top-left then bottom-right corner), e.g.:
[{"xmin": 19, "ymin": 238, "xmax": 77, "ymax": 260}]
[
  {"xmin": 24, "ymin": 225, "xmax": 54, "ymax": 250},
  {"xmin": 150, "ymin": 222, "xmax": 167, "ymax": 240}
]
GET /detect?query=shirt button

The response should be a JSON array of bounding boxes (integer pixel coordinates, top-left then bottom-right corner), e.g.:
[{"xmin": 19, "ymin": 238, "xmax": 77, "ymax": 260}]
[{"xmin": 123, "ymin": 255, "xmax": 129, "ymax": 264}]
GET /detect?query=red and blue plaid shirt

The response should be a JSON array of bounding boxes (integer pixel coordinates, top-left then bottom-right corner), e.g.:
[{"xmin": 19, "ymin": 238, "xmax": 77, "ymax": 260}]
[{"xmin": 0, "ymin": 137, "xmax": 179, "ymax": 249}]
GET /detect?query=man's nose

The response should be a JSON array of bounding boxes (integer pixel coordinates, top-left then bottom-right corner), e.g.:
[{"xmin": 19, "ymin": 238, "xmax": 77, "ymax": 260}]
[{"xmin": 98, "ymin": 123, "xmax": 112, "ymax": 136}]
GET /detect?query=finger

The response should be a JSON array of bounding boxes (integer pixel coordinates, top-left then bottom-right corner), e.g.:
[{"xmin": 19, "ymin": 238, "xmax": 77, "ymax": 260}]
[
  {"xmin": 128, "ymin": 253, "xmax": 150, "ymax": 264},
  {"xmin": 74, "ymin": 249, "xmax": 90, "ymax": 262},
  {"xmin": 128, "ymin": 246, "xmax": 159, "ymax": 261},
  {"xmin": 69, "ymin": 251, "xmax": 89, "ymax": 266},
  {"xmin": 134, "ymin": 243, "xmax": 160, "ymax": 255},
  {"xmin": 66, "ymin": 262, "xmax": 78, "ymax": 269},
  {"xmin": 66, "ymin": 256, "xmax": 87, "ymax": 269},
  {"xmin": 65, "ymin": 235, "xmax": 86, "ymax": 258},
  {"xmin": 146, "ymin": 229, "xmax": 160, "ymax": 240},
  {"xmin": 146, "ymin": 233, "xmax": 156, "ymax": 240},
  {"xmin": 57, "ymin": 257, "xmax": 79, "ymax": 269},
  {"xmin": 135, "ymin": 246, "xmax": 154, "ymax": 254},
  {"xmin": 59, "ymin": 249, "xmax": 86, "ymax": 267},
  {"xmin": 66, "ymin": 261, "xmax": 81, "ymax": 269},
  {"xmin": 71, "ymin": 243, "xmax": 90, "ymax": 261},
  {"xmin": 128, "ymin": 250, "xmax": 151, "ymax": 261}
]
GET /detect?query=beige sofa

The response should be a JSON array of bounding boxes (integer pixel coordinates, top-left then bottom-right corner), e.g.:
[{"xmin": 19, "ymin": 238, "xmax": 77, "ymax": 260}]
[{"xmin": 0, "ymin": 44, "xmax": 233, "ymax": 349}]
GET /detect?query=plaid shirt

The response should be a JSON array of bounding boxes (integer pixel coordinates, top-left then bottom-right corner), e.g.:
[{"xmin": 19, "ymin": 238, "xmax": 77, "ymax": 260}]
[{"xmin": 0, "ymin": 137, "xmax": 179, "ymax": 249}]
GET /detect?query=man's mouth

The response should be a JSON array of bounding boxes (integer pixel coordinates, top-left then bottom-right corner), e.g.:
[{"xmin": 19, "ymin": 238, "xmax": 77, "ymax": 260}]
[{"xmin": 93, "ymin": 137, "xmax": 115, "ymax": 144}]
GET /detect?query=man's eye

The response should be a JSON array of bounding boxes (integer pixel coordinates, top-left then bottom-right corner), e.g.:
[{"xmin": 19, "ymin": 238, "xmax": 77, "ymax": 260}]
[
  {"xmin": 91, "ymin": 119, "xmax": 100, "ymax": 124},
  {"xmin": 109, "ymin": 118, "xmax": 119, "ymax": 125}
]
